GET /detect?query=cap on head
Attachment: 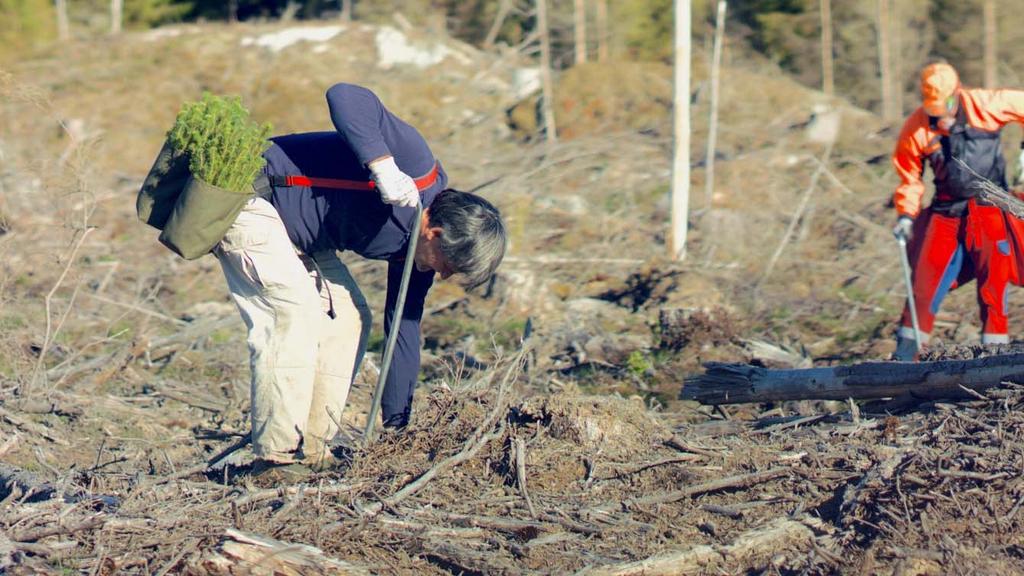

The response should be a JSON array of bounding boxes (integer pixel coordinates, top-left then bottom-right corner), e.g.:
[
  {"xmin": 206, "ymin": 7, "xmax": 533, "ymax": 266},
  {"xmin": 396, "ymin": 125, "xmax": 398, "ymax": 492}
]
[{"xmin": 920, "ymin": 63, "xmax": 960, "ymax": 117}]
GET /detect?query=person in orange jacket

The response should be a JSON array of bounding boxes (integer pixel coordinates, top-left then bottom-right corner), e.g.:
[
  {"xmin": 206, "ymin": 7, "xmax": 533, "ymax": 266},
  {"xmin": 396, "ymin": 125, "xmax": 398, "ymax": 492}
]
[{"xmin": 891, "ymin": 62, "xmax": 1024, "ymax": 360}]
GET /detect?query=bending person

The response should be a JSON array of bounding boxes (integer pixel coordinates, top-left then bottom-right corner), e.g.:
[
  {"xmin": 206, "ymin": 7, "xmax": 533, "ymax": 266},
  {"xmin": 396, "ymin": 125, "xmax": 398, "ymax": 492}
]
[{"xmin": 214, "ymin": 83, "xmax": 506, "ymax": 480}]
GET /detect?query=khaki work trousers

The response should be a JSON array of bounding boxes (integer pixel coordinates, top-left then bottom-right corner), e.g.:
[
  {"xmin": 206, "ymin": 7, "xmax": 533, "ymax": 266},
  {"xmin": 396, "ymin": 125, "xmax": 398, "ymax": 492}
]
[{"xmin": 213, "ymin": 197, "xmax": 372, "ymax": 464}]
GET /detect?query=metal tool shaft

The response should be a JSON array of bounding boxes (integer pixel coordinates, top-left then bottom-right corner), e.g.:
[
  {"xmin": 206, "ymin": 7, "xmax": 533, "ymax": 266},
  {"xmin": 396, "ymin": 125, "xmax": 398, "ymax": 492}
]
[
  {"xmin": 363, "ymin": 200, "xmax": 423, "ymax": 444},
  {"xmin": 897, "ymin": 235, "xmax": 922, "ymax": 353}
]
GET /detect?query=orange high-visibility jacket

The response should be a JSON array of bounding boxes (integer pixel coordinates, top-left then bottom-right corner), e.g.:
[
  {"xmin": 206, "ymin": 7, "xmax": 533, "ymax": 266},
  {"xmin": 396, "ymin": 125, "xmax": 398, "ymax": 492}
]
[{"xmin": 892, "ymin": 88, "xmax": 1024, "ymax": 218}]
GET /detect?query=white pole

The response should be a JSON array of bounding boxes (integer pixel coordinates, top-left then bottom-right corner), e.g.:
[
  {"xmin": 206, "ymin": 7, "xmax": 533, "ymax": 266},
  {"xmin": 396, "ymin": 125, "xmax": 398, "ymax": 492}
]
[
  {"xmin": 892, "ymin": 0, "xmax": 902, "ymax": 114},
  {"xmin": 820, "ymin": 0, "xmax": 833, "ymax": 96},
  {"xmin": 672, "ymin": 0, "xmax": 691, "ymax": 261},
  {"xmin": 111, "ymin": 0, "xmax": 123, "ymax": 34},
  {"xmin": 574, "ymin": 0, "xmax": 587, "ymax": 64},
  {"xmin": 703, "ymin": 0, "xmax": 726, "ymax": 209},
  {"xmin": 984, "ymin": 0, "xmax": 997, "ymax": 88},
  {"xmin": 877, "ymin": 0, "xmax": 896, "ymax": 122},
  {"xmin": 55, "ymin": 0, "xmax": 70, "ymax": 41},
  {"xmin": 538, "ymin": 0, "xmax": 558, "ymax": 146},
  {"xmin": 596, "ymin": 0, "xmax": 609, "ymax": 61}
]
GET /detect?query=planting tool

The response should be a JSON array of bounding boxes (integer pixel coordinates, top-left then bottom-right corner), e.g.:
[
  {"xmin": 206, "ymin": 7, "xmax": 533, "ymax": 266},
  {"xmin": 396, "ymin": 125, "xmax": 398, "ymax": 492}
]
[
  {"xmin": 363, "ymin": 199, "xmax": 423, "ymax": 444},
  {"xmin": 896, "ymin": 233, "xmax": 922, "ymax": 354}
]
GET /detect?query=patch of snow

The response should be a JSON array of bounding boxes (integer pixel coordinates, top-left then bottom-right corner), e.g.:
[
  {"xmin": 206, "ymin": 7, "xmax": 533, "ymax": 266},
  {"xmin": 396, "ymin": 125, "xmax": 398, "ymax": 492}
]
[
  {"xmin": 805, "ymin": 105, "xmax": 841, "ymax": 144},
  {"xmin": 375, "ymin": 26, "xmax": 456, "ymax": 69},
  {"xmin": 240, "ymin": 25, "xmax": 344, "ymax": 53},
  {"xmin": 142, "ymin": 27, "xmax": 193, "ymax": 41},
  {"xmin": 511, "ymin": 67, "xmax": 542, "ymax": 100},
  {"xmin": 566, "ymin": 298, "xmax": 624, "ymax": 318}
]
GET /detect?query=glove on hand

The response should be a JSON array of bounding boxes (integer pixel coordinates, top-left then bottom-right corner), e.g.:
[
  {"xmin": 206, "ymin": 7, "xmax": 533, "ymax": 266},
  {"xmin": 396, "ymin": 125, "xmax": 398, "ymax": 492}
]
[
  {"xmin": 369, "ymin": 156, "xmax": 419, "ymax": 208},
  {"xmin": 893, "ymin": 215, "xmax": 914, "ymax": 241}
]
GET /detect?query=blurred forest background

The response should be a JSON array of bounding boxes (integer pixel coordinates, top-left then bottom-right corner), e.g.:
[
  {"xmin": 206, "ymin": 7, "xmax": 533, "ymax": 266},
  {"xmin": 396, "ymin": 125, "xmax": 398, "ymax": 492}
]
[{"xmin": 3, "ymin": 0, "xmax": 1022, "ymax": 119}]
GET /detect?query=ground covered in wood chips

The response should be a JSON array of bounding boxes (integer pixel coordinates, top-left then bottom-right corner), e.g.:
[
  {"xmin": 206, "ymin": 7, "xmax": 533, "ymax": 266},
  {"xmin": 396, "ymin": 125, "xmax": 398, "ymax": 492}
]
[{"xmin": 5, "ymin": 17, "xmax": 1024, "ymax": 576}]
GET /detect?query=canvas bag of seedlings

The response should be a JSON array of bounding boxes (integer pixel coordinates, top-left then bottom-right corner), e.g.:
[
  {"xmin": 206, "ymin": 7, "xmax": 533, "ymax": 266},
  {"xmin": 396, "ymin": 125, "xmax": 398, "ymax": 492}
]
[
  {"xmin": 137, "ymin": 140, "xmax": 190, "ymax": 231},
  {"xmin": 136, "ymin": 93, "xmax": 272, "ymax": 260}
]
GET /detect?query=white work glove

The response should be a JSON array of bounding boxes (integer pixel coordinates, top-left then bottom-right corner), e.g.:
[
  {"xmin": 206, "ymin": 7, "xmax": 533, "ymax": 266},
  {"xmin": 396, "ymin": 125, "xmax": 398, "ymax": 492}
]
[
  {"xmin": 892, "ymin": 215, "xmax": 914, "ymax": 241},
  {"xmin": 369, "ymin": 156, "xmax": 419, "ymax": 208}
]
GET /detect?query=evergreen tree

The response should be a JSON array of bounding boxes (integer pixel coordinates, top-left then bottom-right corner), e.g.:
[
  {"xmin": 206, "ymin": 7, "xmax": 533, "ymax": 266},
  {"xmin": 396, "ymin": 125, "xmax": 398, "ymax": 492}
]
[{"xmin": 168, "ymin": 94, "xmax": 272, "ymax": 192}]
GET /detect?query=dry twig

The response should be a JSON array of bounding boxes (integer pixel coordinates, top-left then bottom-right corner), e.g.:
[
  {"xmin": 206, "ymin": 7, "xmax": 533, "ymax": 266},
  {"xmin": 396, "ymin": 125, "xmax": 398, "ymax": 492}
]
[
  {"xmin": 514, "ymin": 437, "xmax": 538, "ymax": 517},
  {"xmin": 28, "ymin": 226, "xmax": 94, "ymax": 394},
  {"xmin": 590, "ymin": 467, "xmax": 790, "ymax": 515}
]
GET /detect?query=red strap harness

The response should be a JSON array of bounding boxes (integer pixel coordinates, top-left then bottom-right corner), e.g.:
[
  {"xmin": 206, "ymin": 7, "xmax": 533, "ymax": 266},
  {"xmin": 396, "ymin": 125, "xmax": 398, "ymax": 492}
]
[{"xmin": 275, "ymin": 163, "xmax": 440, "ymax": 192}]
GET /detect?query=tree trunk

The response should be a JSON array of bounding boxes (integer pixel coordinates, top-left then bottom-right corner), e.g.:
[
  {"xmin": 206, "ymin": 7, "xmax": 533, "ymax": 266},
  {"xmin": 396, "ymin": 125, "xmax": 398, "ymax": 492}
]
[
  {"xmin": 819, "ymin": 0, "xmax": 833, "ymax": 97},
  {"xmin": 537, "ymin": 0, "xmax": 558, "ymax": 146},
  {"xmin": 892, "ymin": 0, "xmax": 903, "ymax": 115},
  {"xmin": 703, "ymin": 0, "xmax": 726, "ymax": 209},
  {"xmin": 55, "ymin": 0, "xmax": 69, "ymax": 41},
  {"xmin": 877, "ymin": 0, "xmax": 896, "ymax": 122},
  {"xmin": 111, "ymin": 0, "xmax": 123, "ymax": 34},
  {"xmin": 672, "ymin": 0, "xmax": 691, "ymax": 261},
  {"xmin": 574, "ymin": 0, "xmax": 587, "ymax": 64},
  {"xmin": 228, "ymin": 0, "xmax": 238, "ymax": 23},
  {"xmin": 340, "ymin": 0, "xmax": 352, "ymax": 21},
  {"xmin": 596, "ymin": 0, "xmax": 609, "ymax": 62},
  {"xmin": 681, "ymin": 353, "xmax": 1024, "ymax": 405},
  {"xmin": 984, "ymin": 0, "xmax": 997, "ymax": 88}
]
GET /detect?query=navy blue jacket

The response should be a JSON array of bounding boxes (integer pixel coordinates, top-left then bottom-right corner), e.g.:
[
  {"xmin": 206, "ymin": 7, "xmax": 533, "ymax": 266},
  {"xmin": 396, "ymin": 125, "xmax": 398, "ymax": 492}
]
[{"xmin": 263, "ymin": 83, "xmax": 448, "ymax": 427}]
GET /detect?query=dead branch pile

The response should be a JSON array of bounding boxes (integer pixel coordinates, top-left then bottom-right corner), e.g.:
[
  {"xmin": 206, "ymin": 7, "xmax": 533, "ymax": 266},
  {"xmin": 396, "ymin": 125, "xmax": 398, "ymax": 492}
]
[
  {"xmin": 0, "ymin": 355, "xmax": 831, "ymax": 575},
  {"xmin": 834, "ymin": 390, "xmax": 1024, "ymax": 574},
  {"xmin": 6, "ymin": 360, "xmax": 1024, "ymax": 574}
]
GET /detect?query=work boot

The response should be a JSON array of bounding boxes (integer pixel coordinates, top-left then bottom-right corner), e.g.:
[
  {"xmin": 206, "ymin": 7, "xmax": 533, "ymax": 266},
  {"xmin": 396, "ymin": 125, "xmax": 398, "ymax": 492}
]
[
  {"xmin": 300, "ymin": 440, "xmax": 332, "ymax": 470},
  {"xmin": 303, "ymin": 452, "xmax": 340, "ymax": 473},
  {"xmin": 893, "ymin": 336, "xmax": 920, "ymax": 362},
  {"xmin": 382, "ymin": 412, "xmax": 410, "ymax": 430},
  {"xmin": 246, "ymin": 459, "xmax": 312, "ymax": 485}
]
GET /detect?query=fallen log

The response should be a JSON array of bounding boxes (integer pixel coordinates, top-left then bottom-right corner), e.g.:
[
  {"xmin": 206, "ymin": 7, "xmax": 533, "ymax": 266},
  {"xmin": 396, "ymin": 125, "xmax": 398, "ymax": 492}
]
[
  {"xmin": 681, "ymin": 354, "xmax": 1024, "ymax": 405},
  {"xmin": 9, "ymin": 514, "xmax": 106, "ymax": 543},
  {"xmin": 582, "ymin": 516, "xmax": 826, "ymax": 576},
  {"xmin": 0, "ymin": 405, "xmax": 70, "ymax": 446},
  {"xmin": 198, "ymin": 529, "xmax": 369, "ymax": 575}
]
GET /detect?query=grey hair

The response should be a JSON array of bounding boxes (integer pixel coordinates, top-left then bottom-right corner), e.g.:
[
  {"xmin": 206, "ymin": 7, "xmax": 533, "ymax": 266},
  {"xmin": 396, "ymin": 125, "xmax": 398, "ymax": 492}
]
[{"xmin": 428, "ymin": 189, "xmax": 507, "ymax": 289}]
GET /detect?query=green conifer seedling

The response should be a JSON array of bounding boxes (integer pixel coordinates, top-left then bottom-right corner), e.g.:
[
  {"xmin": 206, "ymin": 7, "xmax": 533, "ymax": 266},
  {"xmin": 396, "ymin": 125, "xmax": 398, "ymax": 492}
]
[{"xmin": 167, "ymin": 93, "xmax": 272, "ymax": 192}]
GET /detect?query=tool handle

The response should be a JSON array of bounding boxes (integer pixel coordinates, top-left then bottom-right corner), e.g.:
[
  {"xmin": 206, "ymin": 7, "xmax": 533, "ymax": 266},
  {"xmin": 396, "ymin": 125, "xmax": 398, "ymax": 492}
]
[
  {"xmin": 363, "ymin": 200, "xmax": 423, "ymax": 444},
  {"xmin": 896, "ymin": 235, "xmax": 923, "ymax": 354}
]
